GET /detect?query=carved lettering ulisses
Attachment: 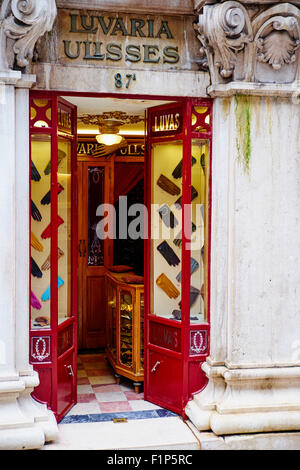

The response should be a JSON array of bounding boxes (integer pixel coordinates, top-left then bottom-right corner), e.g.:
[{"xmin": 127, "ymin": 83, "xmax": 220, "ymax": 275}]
[{"xmin": 62, "ymin": 14, "xmax": 180, "ymax": 64}]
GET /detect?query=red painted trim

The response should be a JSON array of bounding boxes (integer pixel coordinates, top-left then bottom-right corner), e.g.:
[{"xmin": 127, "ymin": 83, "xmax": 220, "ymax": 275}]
[
  {"xmin": 51, "ymin": 96, "xmax": 59, "ymax": 414},
  {"xmin": 29, "ymin": 93, "xmax": 78, "ymax": 421},
  {"xmin": 181, "ymin": 100, "xmax": 192, "ymax": 409}
]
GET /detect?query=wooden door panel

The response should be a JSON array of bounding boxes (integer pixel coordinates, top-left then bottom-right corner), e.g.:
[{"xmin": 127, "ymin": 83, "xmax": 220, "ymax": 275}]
[
  {"xmin": 57, "ymin": 348, "xmax": 76, "ymax": 419},
  {"xmin": 85, "ymin": 276, "xmax": 106, "ymax": 348},
  {"xmin": 77, "ymin": 160, "xmax": 113, "ymax": 350}
]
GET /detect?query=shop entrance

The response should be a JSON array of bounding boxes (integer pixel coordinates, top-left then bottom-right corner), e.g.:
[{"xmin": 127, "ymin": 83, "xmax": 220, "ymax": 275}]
[{"xmin": 29, "ymin": 92, "xmax": 211, "ymax": 422}]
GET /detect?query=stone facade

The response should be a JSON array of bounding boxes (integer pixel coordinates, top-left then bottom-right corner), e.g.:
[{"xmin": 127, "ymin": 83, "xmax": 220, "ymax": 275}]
[
  {"xmin": 185, "ymin": 0, "xmax": 300, "ymax": 448},
  {"xmin": 0, "ymin": 0, "xmax": 299, "ymax": 449}
]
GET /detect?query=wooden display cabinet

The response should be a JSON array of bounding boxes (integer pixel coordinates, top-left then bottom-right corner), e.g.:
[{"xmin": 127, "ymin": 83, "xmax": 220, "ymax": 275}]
[{"xmin": 105, "ymin": 272, "xmax": 144, "ymax": 393}]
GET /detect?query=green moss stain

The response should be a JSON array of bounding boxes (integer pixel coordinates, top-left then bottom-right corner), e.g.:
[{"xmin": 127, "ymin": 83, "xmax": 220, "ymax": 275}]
[{"xmin": 234, "ymin": 95, "xmax": 252, "ymax": 174}]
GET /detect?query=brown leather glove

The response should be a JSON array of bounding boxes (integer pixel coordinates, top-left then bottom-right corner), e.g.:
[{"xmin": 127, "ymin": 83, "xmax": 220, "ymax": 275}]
[
  {"xmin": 157, "ymin": 174, "xmax": 181, "ymax": 196},
  {"xmin": 156, "ymin": 273, "xmax": 180, "ymax": 299},
  {"xmin": 172, "ymin": 155, "xmax": 197, "ymax": 179},
  {"xmin": 41, "ymin": 248, "xmax": 64, "ymax": 271}
]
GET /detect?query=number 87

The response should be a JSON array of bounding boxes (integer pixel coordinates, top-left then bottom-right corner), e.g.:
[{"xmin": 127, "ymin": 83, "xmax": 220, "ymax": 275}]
[{"xmin": 114, "ymin": 73, "xmax": 136, "ymax": 89}]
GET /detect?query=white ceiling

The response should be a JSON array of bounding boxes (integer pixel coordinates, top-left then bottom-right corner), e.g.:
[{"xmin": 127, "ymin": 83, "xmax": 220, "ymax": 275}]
[
  {"xmin": 61, "ymin": 95, "xmax": 174, "ymax": 134},
  {"xmin": 61, "ymin": 96, "xmax": 173, "ymax": 116}
]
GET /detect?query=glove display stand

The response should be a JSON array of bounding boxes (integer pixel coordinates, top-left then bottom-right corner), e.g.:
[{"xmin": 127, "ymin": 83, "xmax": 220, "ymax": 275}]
[{"xmin": 105, "ymin": 271, "xmax": 144, "ymax": 393}]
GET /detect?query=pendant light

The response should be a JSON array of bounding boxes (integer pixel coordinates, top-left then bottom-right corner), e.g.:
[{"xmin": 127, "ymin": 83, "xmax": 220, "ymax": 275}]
[{"xmin": 96, "ymin": 119, "xmax": 123, "ymax": 146}]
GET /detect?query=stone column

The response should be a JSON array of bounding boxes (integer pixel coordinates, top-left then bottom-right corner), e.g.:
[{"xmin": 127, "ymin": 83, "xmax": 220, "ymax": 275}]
[
  {"xmin": 187, "ymin": 0, "xmax": 300, "ymax": 442},
  {"xmin": 0, "ymin": 0, "xmax": 58, "ymax": 450}
]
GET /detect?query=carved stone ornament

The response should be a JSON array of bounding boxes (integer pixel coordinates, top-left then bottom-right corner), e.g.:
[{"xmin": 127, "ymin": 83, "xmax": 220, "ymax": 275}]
[
  {"xmin": 196, "ymin": 1, "xmax": 300, "ymax": 85},
  {"xmin": 196, "ymin": 1, "xmax": 253, "ymax": 83},
  {"xmin": 0, "ymin": 0, "xmax": 57, "ymax": 70},
  {"xmin": 78, "ymin": 112, "xmax": 144, "ymax": 127},
  {"xmin": 254, "ymin": 12, "xmax": 300, "ymax": 70}
]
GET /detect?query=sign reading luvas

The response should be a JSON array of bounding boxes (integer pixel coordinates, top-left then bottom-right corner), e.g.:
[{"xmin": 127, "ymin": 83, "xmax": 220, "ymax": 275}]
[
  {"xmin": 150, "ymin": 105, "xmax": 183, "ymax": 137},
  {"xmin": 63, "ymin": 14, "xmax": 180, "ymax": 64},
  {"xmin": 149, "ymin": 321, "xmax": 181, "ymax": 352}
]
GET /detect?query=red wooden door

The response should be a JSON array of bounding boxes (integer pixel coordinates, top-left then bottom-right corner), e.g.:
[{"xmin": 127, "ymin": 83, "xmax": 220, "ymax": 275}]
[
  {"xmin": 29, "ymin": 94, "xmax": 78, "ymax": 422},
  {"xmin": 144, "ymin": 100, "xmax": 212, "ymax": 416}
]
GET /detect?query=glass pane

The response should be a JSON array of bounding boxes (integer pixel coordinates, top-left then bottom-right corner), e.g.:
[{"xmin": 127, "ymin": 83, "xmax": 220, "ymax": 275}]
[
  {"xmin": 30, "ymin": 135, "xmax": 51, "ymax": 330},
  {"xmin": 189, "ymin": 140, "xmax": 209, "ymax": 324},
  {"xmin": 120, "ymin": 290, "xmax": 133, "ymax": 368},
  {"xmin": 30, "ymin": 98, "xmax": 52, "ymax": 129},
  {"xmin": 140, "ymin": 292, "xmax": 144, "ymax": 370},
  {"xmin": 57, "ymin": 139, "xmax": 72, "ymax": 325},
  {"xmin": 88, "ymin": 166, "xmax": 105, "ymax": 266},
  {"xmin": 151, "ymin": 141, "xmax": 182, "ymax": 321}
]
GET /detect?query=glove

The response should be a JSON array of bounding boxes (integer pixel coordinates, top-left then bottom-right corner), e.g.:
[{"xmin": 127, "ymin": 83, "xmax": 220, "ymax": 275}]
[
  {"xmin": 31, "ymin": 200, "xmax": 42, "ymax": 222},
  {"xmin": 172, "ymin": 155, "xmax": 197, "ymax": 179},
  {"xmin": 171, "ymin": 309, "xmax": 181, "ymax": 320},
  {"xmin": 31, "ymin": 290, "xmax": 42, "ymax": 310},
  {"xmin": 31, "ymin": 231, "xmax": 44, "ymax": 252},
  {"xmin": 156, "ymin": 273, "xmax": 180, "ymax": 299},
  {"xmin": 174, "ymin": 186, "xmax": 198, "ymax": 209},
  {"xmin": 44, "ymin": 149, "xmax": 66, "ymax": 175},
  {"xmin": 157, "ymin": 174, "xmax": 181, "ymax": 196},
  {"xmin": 41, "ymin": 276, "xmax": 64, "ymax": 301},
  {"xmin": 31, "ymin": 257, "xmax": 42, "ymax": 278},
  {"xmin": 176, "ymin": 257, "xmax": 199, "ymax": 283},
  {"xmin": 200, "ymin": 153, "xmax": 205, "ymax": 174},
  {"xmin": 201, "ymin": 283, "xmax": 205, "ymax": 300},
  {"xmin": 179, "ymin": 285, "xmax": 200, "ymax": 308},
  {"xmin": 41, "ymin": 183, "xmax": 64, "ymax": 205},
  {"xmin": 171, "ymin": 310, "xmax": 199, "ymax": 321},
  {"xmin": 34, "ymin": 316, "xmax": 50, "ymax": 327},
  {"xmin": 41, "ymin": 216, "xmax": 64, "ymax": 239},
  {"xmin": 31, "ymin": 160, "xmax": 41, "ymax": 181},
  {"xmin": 158, "ymin": 205, "xmax": 178, "ymax": 229},
  {"xmin": 157, "ymin": 241, "xmax": 180, "ymax": 267},
  {"xmin": 41, "ymin": 247, "xmax": 64, "ymax": 271},
  {"xmin": 173, "ymin": 222, "xmax": 196, "ymax": 247}
]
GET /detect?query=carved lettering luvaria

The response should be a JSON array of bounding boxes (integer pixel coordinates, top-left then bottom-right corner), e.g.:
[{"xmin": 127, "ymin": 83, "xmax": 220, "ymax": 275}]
[
  {"xmin": 196, "ymin": 1, "xmax": 300, "ymax": 85},
  {"xmin": 0, "ymin": 0, "xmax": 57, "ymax": 69}
]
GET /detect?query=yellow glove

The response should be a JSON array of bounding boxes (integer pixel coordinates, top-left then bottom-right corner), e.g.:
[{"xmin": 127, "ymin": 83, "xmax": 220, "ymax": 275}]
[
  {"xmin": 156, "ymin": 273, "xmax": 180, "ymax": 299},
  {"xmin": 31, "ymin": 231, "xmax": 44, "ymax": 252}
]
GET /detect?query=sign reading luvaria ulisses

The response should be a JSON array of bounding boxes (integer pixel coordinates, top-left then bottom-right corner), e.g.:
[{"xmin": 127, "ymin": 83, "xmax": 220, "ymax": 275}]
[{"xmin": 38, "ymin": 9, "xmax": 200, "ymax": 71}]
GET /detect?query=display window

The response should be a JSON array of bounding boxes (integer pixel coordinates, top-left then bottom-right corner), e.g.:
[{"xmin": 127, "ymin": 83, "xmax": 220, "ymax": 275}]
[
  {"xmin": 145, "ymin": 101, "xmax": 211, "ymax": 415},
  {"xmin": 29, "ymin": 94, "xmax": 78, "ymax": 421}
]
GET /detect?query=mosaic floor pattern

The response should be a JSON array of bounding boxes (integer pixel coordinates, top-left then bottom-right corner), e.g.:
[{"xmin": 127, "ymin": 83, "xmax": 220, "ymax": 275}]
[{"xmin": 62, "ymin": 352, "xmax": 177, "ymax": 424}]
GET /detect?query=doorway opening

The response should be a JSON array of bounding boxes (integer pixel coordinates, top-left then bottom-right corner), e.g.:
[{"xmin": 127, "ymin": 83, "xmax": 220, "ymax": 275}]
[{"xmin": 29, "ymin": 92, "xmax": 212, "ymax": 423}]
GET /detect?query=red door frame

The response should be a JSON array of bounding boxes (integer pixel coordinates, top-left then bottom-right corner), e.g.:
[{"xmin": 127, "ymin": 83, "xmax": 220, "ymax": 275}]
[
  {"xmin": 28, "ymin": 90, "xmax": 212, "ymax": 420},
  {"xmin": 145, "ymin": 99, "xmax": 212, "ymax": 416},
  {"xmin": 29, "ymin": 92, "xmax": 78, "ymax": 421}
]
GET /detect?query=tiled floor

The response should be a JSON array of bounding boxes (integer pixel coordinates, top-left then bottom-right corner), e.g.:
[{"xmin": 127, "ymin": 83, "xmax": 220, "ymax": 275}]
[
  {"xmin": 42, "ymin": 352, "xmax": 200, "ymax": 450},
  {"xmin": 62, "ymin": 352, "xmax": 171, "ymax": 421}
]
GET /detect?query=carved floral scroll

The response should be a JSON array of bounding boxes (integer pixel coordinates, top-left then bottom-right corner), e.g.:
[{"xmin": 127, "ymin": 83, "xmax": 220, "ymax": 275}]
[{"xmin": 0, "ymin": 0, "xmax": 57, "ymax": 69}]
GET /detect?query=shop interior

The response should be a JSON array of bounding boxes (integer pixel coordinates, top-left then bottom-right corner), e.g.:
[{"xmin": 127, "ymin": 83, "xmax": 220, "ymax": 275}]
[{"xmin": 30, "ymin": 95, "xmax": 208, "ymax": 417}]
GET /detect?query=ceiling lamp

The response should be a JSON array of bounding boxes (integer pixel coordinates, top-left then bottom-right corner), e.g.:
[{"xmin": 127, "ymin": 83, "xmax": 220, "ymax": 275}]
[{"xmin": 96, "ymin": 119, "xmax": 123, "ymax": 146}]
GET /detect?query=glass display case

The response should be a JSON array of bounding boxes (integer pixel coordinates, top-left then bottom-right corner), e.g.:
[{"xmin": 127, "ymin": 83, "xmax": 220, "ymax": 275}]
[
  {"xmin": 29, "ymin": 93, "xmax": 78, "ymax": 421},
  {"xmin": 145, "ymin": 100, "xmax": 212, "ymax": 415},
  {"xmin": 105, "ymin": 272, "xmax": 144, "ymax": 393}
]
